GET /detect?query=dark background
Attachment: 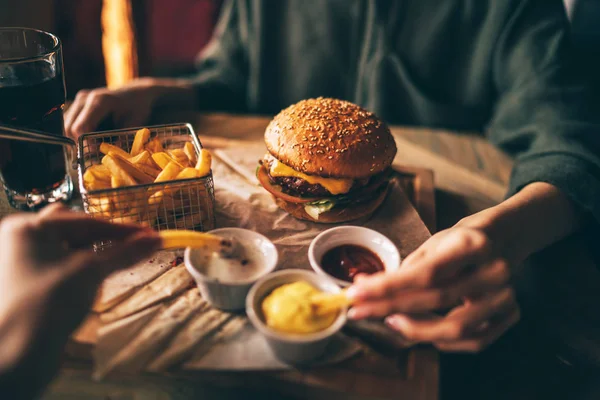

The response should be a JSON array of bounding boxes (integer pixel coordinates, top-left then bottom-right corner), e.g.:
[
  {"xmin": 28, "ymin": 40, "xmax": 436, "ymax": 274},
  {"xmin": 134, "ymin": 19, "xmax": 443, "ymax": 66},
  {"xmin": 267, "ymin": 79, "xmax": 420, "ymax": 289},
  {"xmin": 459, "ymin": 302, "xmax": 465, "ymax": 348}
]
[{"xmin": 1, "ymin": 0, "xmax": 599, "ymax": 100}]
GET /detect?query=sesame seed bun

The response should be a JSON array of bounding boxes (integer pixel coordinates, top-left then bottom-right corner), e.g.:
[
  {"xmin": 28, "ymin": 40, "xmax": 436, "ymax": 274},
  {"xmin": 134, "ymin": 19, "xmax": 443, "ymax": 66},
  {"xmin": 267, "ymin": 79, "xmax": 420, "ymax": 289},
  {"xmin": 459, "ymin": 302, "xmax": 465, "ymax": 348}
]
[
  {"xmin": 273, "ymin": 182, "xmax": 391, "ymax": 223},
  {"xmin": 264, "ymin": 97, "xmax": 397, "ymax": 178}
]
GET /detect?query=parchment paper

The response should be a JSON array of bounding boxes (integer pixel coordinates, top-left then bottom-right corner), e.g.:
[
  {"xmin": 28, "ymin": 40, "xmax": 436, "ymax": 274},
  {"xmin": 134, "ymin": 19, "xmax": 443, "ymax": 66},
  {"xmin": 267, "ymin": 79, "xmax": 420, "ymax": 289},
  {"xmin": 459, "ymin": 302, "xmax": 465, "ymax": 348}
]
[{"xmin": 94, "ymin": 143, "xmax": 432, "ymax": 374}]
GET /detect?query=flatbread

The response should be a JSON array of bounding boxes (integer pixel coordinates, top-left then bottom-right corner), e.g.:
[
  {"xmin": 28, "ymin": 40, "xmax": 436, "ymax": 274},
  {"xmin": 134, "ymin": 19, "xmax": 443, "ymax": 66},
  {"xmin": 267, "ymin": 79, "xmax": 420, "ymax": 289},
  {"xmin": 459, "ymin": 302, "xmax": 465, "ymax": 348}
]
[
  {"xmin": 94, "ymin": 251, "xmax": 180, "ymax": 312},
  {"xmin": 100, "ymin": 264, "xmax": 194, "ymax": 323},
  {"xmin": 147, "ymin": 309, "xmax": 233, "ymax": 372},
  {"xmin": 94, "ymin": 289, "xmax": 206, "ymax": 380},
  {"xmin": 94, "ymin": 303, "xmax": 165, "ymax": 371}
]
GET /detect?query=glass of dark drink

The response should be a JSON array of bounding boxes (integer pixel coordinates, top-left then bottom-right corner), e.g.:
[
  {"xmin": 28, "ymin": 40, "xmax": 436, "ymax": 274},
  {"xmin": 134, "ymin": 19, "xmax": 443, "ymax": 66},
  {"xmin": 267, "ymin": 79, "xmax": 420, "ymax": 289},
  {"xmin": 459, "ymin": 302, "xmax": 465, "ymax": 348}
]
[{"xmin": 0, "ymin": 28, "xmax": 73, "ymax": 210}]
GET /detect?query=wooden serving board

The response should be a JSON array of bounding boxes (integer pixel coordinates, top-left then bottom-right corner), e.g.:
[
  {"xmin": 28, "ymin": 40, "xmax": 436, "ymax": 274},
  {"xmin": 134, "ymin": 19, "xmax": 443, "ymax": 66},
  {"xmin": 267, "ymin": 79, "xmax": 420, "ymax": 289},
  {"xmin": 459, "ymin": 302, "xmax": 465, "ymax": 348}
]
[{"xmin": 67, "ymin": 137, "xmax": 438, "ymax": 400}]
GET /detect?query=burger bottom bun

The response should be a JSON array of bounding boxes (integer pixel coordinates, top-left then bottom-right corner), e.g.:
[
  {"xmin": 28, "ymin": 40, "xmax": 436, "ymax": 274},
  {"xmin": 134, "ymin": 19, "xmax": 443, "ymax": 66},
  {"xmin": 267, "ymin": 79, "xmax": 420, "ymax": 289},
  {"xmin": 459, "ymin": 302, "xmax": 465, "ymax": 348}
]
[{"xmin": 273, "ymin": 183, "xmax": 391, "ymax": 224}]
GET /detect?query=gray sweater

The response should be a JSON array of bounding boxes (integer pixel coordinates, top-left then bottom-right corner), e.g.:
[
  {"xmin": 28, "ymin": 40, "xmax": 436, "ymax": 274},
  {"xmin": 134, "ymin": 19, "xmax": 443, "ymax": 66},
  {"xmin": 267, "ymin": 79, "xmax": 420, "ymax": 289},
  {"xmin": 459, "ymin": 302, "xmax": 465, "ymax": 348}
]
[{"xmin": 193, "ymin": 0, "xmax": 600, "ymax": 221}]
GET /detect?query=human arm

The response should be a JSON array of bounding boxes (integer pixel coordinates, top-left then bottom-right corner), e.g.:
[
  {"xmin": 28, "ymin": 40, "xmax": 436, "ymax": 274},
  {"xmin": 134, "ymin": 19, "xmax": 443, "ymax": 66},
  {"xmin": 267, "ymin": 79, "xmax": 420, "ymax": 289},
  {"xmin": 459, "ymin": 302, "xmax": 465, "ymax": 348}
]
[
  {"xmin": 347, "ymin": 0, "xmax": 599, "ymax": 352},
  {"xmin": 64, "ymin": 77, "xmax": 198, "ymax": 137},
  {"xmin": 348, "ymin": 182, "xmax": 582, "ymax": 352},
  {"xmin": 0, "ymin": 205, "xmax": 161, "ymax": 399}
]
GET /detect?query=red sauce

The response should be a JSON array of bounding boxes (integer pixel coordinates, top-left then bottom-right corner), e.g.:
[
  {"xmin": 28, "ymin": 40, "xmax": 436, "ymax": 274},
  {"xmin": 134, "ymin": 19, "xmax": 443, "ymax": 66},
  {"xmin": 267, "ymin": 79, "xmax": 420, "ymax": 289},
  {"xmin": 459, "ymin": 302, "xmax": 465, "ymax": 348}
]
[
  {"xmin": 321, "ymin": 245, "xmax": 384, "ymax": 282},
  {"xmin": 170, "ymin": 256, "xmax": 184, "ymax": 267}
]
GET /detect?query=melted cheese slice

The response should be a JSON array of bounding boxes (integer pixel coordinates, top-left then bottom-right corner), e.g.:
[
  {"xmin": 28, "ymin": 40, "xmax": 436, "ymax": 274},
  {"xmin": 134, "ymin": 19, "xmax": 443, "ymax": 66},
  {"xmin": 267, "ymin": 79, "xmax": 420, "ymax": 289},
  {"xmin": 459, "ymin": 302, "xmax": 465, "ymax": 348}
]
[{"xmin": 269, "ymin": 158, "xmax": 353, "ymax": 195}]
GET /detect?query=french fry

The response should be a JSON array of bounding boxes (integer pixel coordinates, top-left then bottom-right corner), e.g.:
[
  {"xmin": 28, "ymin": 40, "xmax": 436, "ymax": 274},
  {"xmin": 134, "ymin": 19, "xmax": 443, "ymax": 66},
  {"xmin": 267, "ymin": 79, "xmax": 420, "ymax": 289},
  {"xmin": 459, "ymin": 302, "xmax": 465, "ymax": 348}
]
[
  {"xmin": 102, "ymin": 155, "xmax": 137, "ymax": 187},
  {"xmin": 148, "ymin": 190, "xmax": 165, "ymax": 207},
  {"xmin": 151, "ymin": 152, "xmax": 172, "ymax": 169},
  {"xmin": 111, "ymin": 175, "xmax": 126, "ymax": 188},
  {"xmin": 135, "ymin": 163, "xmax": 161, "ymax": 179},
  {"xmin": 159, "ymin": 230, "xmax": 233, "ymax": 253},
  {"xmin": 311, "ymin": 289, "xmax": 352, "ymax": 316},
  {"xmin": 99, "ymin": 142, "xmax": 132, "ymax": 160},
  {"xmin": 144, "ymin": 155, "xmax": 161, "ymax": 169},
  {"xmin": 88, "ymin": 196, "xmax": 113, "ymax": 217},
  {"xmin": 175, "ymin": 167, "xmax": 200, "ymax": 180},
  {"xmin": 183, "ymin": 142, "xmax": 197, "ymax": 165},
  {"xmin": 130, "ymin": 128, "xmax": 151, "ymax": 156},
  {"xmin": 83, "ymin": 169, "xmax": 111, "ymax": 191},
  {"xmin": 84, "ymin": 179, "xmax": 111, "ymax": 191},
  {"xmin": 195, "ymin": 149, "xmax": 212, "ymax": 177},
  {"xmin": 154, "ymin": 161, "xmax": 182, "ymax": 183},
  {"xmin": 129, "ymin": 150, "xmax": 151, "ymax": 165},
  {"xmin": 168, "ymin": 149, "xmax": 190, "ymax": 167},
  {"xmin": 152, "ymin": 152, "xmax": 184, "ymax": 169},
  {"xmin": 111, "ymin": 215, "xmax": 150, "ymax": 226},
  {"xmin": 145, "ymin": 137, "xmax": 164, "ymax": 154},
  {"xmin": 109, "ymin": 175, "xmax": 136, "ymax": 214},
  {"xmin": 107, "ymin": 152, "xmax": 154, "ymax": 184},
  {"xmin": 87, "ymin": 164, "xmax": 111, "ymax": 180}
]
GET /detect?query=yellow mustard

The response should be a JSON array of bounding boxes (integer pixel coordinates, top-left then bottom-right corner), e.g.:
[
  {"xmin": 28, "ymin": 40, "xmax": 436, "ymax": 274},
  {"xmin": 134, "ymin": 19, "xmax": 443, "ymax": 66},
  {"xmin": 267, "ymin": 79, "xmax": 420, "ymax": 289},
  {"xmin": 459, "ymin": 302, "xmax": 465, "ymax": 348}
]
[{"xmin": 262, "ymin": 281, "xmax": 338, "ymax": 334}]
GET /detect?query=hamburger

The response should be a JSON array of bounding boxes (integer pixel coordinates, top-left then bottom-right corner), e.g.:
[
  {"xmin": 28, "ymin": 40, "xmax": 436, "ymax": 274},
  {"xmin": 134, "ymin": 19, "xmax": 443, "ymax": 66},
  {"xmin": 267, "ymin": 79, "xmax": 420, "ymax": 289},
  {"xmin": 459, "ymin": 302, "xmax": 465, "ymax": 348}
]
[{"xmin": 257, "ymin": 97, "xmax": 397, "ymax": 223}]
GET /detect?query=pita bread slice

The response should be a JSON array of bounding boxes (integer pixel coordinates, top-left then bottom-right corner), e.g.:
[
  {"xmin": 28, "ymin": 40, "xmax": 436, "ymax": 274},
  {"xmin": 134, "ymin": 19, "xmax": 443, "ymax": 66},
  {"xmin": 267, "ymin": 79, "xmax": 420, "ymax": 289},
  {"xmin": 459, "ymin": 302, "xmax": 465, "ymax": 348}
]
[
  {"xmin": 101, "ymin": 264, "xmax": 193, "ymax": 323},
  {"xmin": 190, "ymin": 317, "xmax": 247, "ymax": 357},
  {"xmin": 93, "ymin": 251, "xmax": 179, "ymax": 312},
  {"xmin": 147, "ymin": 309, "xmax": 232, "ymax": 372},
  {"xmin": 93, "ymin": 289, "xmax": 206, "ymax": 380},
  {"xmin": 94, "ymin": 303, "xmax": 165, "ymax": 371}
]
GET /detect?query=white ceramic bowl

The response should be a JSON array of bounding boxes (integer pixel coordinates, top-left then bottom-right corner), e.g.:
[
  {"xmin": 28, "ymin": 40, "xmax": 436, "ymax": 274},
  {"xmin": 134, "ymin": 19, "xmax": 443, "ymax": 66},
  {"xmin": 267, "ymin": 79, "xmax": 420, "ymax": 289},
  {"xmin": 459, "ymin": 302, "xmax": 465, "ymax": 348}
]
[
  {"xmin": 184, "ymin": 228, "xmax": 278, "ymax": 311},
  {"xmin": 308, "ymin": 226, "xmax": 401, "ymax": 287},
  {"xmin": 246, "ymin": 269, "xmax": 347, "ymax": 365}
]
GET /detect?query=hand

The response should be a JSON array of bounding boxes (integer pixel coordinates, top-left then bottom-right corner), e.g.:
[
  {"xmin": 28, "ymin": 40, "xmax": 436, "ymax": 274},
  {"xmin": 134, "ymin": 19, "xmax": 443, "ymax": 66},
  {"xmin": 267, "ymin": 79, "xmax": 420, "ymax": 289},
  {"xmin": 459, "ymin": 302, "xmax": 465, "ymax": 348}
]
[
  {"xmin": 64, "ymin": 77, "xmax": 197, "ymax": 138},
  {"xmin": 65, "ymin": 78, "xmax": 156, "ymax": 138},
  {"xmin": 347, "ymin": 226, "xmax": 520, "ymax": 353},
  {"xmin": 0, "ymin": 204, "xmax": 161, "ymax": 398}
]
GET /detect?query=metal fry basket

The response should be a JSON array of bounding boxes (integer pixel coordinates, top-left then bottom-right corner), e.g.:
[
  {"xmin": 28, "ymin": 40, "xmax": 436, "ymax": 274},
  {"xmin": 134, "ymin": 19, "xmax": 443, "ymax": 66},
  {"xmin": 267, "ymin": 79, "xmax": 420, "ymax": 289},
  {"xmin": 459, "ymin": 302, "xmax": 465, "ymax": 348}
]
[{"xmin": 77, "ymin": 123, "xmax": 216, "ymax": 232}]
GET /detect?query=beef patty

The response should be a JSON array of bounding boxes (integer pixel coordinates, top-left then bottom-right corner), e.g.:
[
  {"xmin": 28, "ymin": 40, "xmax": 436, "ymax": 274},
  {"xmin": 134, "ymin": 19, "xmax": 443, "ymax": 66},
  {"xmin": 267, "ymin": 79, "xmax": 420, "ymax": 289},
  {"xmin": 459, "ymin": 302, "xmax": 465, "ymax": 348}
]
[{"xmin": 260, "ymin": 156, "xmax": 389, "ymax": 198}]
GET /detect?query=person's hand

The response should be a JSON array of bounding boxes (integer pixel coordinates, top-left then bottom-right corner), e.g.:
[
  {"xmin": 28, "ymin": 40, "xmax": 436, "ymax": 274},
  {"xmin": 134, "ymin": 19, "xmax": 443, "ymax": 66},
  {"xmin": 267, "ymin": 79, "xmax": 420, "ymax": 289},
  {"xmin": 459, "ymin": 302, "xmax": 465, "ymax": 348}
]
[
  {"xmin": 346, "ymin": 226, "xmax": 520, "ymax": 353},
  {"xmin": 0, "ymin": 204, "xmax": 161, "ymax": 398},
  {"xmin": 64, "ymin": 77, "xmax": 198, "ymax": 138},
  {"xmin": 64, "ymin": 78, "xmax": 157, "ymax": 138}
]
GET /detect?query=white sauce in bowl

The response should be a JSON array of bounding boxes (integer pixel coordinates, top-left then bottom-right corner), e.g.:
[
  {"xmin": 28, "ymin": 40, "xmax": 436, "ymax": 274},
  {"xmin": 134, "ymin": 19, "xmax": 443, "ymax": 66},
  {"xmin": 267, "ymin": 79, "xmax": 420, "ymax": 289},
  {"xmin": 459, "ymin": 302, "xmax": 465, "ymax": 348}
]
[{"xmin": 191, "ymin": 241, "xmax": 266, "ymax": 283}]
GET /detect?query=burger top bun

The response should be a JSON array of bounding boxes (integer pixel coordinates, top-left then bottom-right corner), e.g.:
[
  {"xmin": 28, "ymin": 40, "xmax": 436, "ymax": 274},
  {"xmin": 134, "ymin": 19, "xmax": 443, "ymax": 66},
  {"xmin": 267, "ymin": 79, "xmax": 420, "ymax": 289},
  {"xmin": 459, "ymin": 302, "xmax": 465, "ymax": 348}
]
[{"xmin": 264, "ymin": 97, "xmax": 397, "ymax": 179}]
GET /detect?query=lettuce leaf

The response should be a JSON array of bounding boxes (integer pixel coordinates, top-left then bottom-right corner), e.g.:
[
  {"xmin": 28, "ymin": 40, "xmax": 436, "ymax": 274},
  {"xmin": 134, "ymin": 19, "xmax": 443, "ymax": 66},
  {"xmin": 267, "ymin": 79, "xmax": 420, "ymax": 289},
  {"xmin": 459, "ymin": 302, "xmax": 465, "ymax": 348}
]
[{"xmin": 304, "ymin": 201, "xmax": 335, "ymax": 220}]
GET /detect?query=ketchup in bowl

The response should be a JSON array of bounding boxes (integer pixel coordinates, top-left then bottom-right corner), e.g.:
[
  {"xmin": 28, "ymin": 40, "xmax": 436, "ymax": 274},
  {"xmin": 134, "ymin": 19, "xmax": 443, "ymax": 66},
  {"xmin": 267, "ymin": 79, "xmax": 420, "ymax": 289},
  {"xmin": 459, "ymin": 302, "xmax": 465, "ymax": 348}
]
[{"xmin": 320, "ymin": 245, "xmax": 384, "ymax": 283}]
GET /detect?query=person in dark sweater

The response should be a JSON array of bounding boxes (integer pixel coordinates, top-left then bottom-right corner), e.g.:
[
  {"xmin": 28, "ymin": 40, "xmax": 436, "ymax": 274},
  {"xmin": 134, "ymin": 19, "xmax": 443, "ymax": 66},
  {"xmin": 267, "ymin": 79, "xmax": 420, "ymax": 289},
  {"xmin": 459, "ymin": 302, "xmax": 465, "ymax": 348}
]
[{"xmin": 65, "ymin": 0, "xmax": 598, "ymax": 352}]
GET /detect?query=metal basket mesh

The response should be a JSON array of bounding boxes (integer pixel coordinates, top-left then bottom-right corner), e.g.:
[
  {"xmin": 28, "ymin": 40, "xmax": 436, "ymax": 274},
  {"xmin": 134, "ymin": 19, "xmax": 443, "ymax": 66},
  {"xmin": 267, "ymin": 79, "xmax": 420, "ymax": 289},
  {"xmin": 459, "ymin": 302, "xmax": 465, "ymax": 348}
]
[{"xmin": 77, "ymin": 123, "xmax": 216, "ymax": 232}]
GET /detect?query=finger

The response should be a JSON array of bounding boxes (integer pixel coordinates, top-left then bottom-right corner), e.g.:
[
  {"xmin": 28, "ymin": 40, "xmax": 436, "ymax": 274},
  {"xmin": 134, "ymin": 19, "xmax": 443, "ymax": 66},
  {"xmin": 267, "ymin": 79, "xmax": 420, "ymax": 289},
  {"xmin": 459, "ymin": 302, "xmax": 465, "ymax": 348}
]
[
  {"xmin": 92, "ymin": 231, "xmax": 162, "ymax": 275},
  {"xmin": 433, "ymin": 308, "xmax": 521, "ymax": 353},
  {"xmin": 347, "ymin": 228, "xmax": 492, "ymax": 301},
  {"xmin": 67, "ymin": 231, "xmax": 161, "ymax": 278},
  {"xmin": 64, "ymin": 90, "xmax": 89, "ymax": 137},
  {"xmin": 382, "ymin": 288, "xmax": 517, "ymax": 342},
  {"xmin": 348, "ymin": 287, "xmax": 460, "ymax": 318},
  {"xmin": 71, "ymin": 90, "xmax": 113, "ymax": 137},
  {"xmin": 349, "ymin": 260, "xmax": 509, "ymax": 317},
  {"xmin": 36, "ymin": 212, "xmax": 155, "ymax": 247}
]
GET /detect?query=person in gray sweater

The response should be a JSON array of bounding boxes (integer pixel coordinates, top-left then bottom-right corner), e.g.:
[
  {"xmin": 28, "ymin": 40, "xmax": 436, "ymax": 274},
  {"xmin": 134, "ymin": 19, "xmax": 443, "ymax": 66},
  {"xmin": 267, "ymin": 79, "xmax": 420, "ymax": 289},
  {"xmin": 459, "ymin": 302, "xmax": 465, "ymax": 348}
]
[{"xmin": 65, "ymin": 0, "xmax": 597, "ymax": 355}]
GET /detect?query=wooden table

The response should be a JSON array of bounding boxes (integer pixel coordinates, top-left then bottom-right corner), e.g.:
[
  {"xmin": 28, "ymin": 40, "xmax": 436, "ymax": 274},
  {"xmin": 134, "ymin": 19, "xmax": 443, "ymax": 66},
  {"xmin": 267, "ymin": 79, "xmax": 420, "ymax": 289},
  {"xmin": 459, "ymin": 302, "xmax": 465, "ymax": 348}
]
[{"xmin": 4, "ymin": 112, "xmax": 598, "ymax": 399}]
